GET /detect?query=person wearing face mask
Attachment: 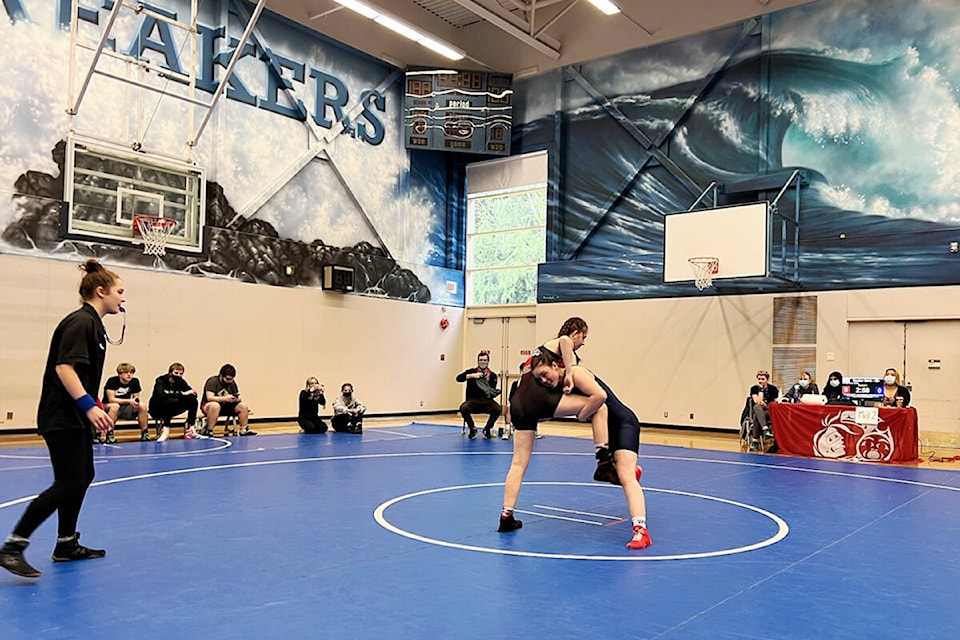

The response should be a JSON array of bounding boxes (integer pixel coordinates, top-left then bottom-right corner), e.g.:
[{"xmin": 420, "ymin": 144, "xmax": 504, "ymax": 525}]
[
  {"xmin": 822, "ymin": 370, "xmax": 846, "ymax": 404},
  {"xmin": 880, "ymin": 368, "xmax": 911, "ymax": 408},
  {"xmin": 332, "ymin": 382, "xmax": 366, "ymax": 433},
  {"xmin": 149, "ymin": 362, "xmax": 199, "ymax": 442},
  {"xmin": 789, "ymin": 371, "xmax": 820, "ymax": 401}
]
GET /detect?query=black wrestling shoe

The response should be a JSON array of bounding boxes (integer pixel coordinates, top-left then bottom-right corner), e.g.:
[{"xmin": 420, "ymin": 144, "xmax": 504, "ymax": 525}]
[
  {"xmin": 497, "ymin": 513, "xmax": 523, "ymax": 532},
  {"xmin": 0, "ymin": 540, "xmax": 40, "ymax": 578},
  {"xmin": 483, "ymin": 427, "xmax": 493, "ymax": 439},
  {"xmin": 52, "ymin": 533, "xmax": 106, "ymax": 563},
  {"xmin": 594, "ymin": 459, "xmax": 619, "ymax": 484},
  {"xmin": 468, "ymin": 427, "xmax": 477, "ymax": 439},
  {"xmin": 594, "ymin": 446, "xmax": 618, "ymax": 483}
]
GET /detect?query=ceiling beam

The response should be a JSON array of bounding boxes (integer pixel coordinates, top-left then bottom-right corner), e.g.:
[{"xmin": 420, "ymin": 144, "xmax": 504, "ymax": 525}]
[{"xmin": 447, "ymin": 0, "xmax": 561, "ymax": 59}]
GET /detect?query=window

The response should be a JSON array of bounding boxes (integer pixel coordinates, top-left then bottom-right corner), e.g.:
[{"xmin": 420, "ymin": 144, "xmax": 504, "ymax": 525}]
[
  {"xmin": 465, "ymin": 152, "xmax": 547, "ymax": 306},
  {"xmin": 772, "ymin": 295, "xmax": 818, "ymax": 391}
]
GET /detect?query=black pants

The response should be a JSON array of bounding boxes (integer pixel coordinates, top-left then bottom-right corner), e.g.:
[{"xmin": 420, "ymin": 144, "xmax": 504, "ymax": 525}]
[
  {"xmin": 332, "ymin": 413, "xmax": 363, "ymax": 432},
  {"xmin": 459, "ymin": 398, "xmax": 501, "ymax": 431},
  {"xmin": 13, "ymin": 429, "xmax": 95, "ymax": 539},
  {"xmin": 149, "ymin": 395, "xmax": 198, "ymax": 426},
  {"xmin": 298, "ymin": 417, "xmax": 328, "ymax": 434}
]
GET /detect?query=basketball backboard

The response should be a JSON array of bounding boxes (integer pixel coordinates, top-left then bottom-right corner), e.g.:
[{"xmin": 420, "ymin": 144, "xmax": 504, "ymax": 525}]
[
  {"xmin": 663, "ymin": 202, "xmax": 770, "ymax": 284},
  {"xmin": 62, "ymin": 138, "xmax": 205, "ymax": 253}
]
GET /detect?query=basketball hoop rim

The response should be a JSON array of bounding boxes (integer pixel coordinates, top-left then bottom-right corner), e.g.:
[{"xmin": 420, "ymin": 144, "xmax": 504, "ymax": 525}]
[
  {"xmin": 688, "ymin": 256, "xmax": 719, "ymax": 274},
  {"xmin": 133, "ymin": 215, "xmax": 177, "ymax": 236}
]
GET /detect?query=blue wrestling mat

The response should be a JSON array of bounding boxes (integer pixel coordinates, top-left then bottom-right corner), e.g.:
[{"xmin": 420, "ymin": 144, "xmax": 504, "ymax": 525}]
[{"xmin": 1, "ymin": 423, "xmax": 958, "ymax": 639}]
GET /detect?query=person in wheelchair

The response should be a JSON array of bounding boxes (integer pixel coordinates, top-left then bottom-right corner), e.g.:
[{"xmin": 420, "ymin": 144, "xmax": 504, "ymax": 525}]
[{"xmin": 744, "ymin": 370, "xmax": 779, "ymax": 451}]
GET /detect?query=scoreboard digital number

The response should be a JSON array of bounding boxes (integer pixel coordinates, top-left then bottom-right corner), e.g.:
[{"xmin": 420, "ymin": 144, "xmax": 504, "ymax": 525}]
[{"xmin": 403, "ymin": 69, "xmax": 513, "ymax": 156}]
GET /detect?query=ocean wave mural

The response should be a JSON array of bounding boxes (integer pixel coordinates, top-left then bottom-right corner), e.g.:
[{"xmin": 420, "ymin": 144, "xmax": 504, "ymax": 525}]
[{"xmin": 514, "ymin": 0, "xmax": 960, "ymax": 302}]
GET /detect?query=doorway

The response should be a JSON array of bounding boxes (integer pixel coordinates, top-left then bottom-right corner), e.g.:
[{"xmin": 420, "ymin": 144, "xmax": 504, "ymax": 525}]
[
  {"xmin": 463, "ymin": 315, "xmax": 538, "ymax": 422},
  {"xmin": 848, "ymin": 320, "xmax": 960, "ymax": 433}
]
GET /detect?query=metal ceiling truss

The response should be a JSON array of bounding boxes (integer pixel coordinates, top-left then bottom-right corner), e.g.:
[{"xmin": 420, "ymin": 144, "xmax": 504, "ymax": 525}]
[
  {"xmin": 420, "ymin": 0, "xmax": 656, "ymax": 60},
  {"xmin": 66, "ymin": 0, "xmax": 266, "ymax": 162},
  {"xmin": 563, "ymin": 18, "xmax": 761, "ymax": 260},
  {"xmin": 224, "ymin": 0, "xmax": 398, "ymax": 256}
]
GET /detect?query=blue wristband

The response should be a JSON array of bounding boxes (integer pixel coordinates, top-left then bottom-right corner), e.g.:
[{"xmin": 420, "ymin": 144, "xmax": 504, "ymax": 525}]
[{"xmin": 75, "ymin": 394, "xmax": 97, "ymax": 412}]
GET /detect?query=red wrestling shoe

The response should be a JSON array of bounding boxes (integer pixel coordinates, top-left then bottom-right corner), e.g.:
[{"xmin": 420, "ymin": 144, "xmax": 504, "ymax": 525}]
[{"xmin": 626, "ymin": 526, "xmax": 652, "ymax": 550}]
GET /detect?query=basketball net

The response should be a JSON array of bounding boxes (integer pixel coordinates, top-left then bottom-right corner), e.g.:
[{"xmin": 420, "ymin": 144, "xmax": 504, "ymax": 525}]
[
  {"xmin": 134, "ymin": 216, "xmax": 177, "ymax": 256},
  {"xmin": 688, "ymin": 257, "xmax": 719, "ymax": 291}
]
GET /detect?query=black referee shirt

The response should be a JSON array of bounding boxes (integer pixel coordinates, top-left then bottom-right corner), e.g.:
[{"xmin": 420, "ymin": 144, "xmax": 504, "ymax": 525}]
[{"xmin": 36, "ymin": 303, "xmax": 107, "ymax": 434}]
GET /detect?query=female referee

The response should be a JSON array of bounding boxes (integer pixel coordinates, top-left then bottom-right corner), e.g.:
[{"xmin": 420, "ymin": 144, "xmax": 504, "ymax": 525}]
[{"xmin": 0, "ymin": 259, "xmax": 124, "ymax": 578}]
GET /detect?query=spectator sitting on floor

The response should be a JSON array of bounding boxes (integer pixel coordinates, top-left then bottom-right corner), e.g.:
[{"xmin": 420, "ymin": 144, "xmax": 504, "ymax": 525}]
[
  {"xmin": 332, "ymin": 383, "xmax": 365, "ymax": 434},
  {"xmin": 102, "ymin": 362, "xmax": 150, "ymax": 443},
  {"xmin": 200, "ymin": 364, "xmax": 255, "ymax": 437},
  {"xmin": 456, "ymin": 352, "xmax": 501, "ymax": 439},
  {"xmin": 298, "ymin": 377, "xmax": 328, "ymax": 434},
  {"xmin": 148, "ymin": 362, "xmax": 198, "ymax": 442}
]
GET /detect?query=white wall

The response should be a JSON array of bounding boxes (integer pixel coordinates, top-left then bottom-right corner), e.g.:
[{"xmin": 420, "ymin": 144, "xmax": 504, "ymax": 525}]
[
  {"xmin": 6, "ymin": 250, "xmax": 959, "ymax": 442},
  {"xmin": 533, "ymin": 286, "xmax": 960, "ymax": 440},
  {"xmin": 0, "ymin": 253, "xmax": 465, "ymax": 431}
]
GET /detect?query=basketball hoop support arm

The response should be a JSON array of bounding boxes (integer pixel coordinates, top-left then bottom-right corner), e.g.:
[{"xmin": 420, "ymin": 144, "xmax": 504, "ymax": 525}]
[
  {"xmin": 688, "ymin": 182, "xmax": 720, "ymax": 211},
  {"xmin": 769, "ymin": 169, "xmax": 805, "ymax": 283},
  {"xmin": 189, "ymin": 0, "xmax": 267, "ymax": 147}
]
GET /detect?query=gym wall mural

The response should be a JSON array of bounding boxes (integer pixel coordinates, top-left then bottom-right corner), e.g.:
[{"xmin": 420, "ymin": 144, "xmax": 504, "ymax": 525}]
[
  {"xmin": 511, "ymin": 0, "xmax": 960, "ymax": 302},
  {"xmin": 0, "ymin": 0, "xmax": 464, "ymax": 306}
]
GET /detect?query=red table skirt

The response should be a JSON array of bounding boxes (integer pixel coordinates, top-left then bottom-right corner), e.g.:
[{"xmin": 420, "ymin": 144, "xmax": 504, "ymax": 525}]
[{"xmin": 769, "ymin": 404, "xmax": 919, "ymax": 463}]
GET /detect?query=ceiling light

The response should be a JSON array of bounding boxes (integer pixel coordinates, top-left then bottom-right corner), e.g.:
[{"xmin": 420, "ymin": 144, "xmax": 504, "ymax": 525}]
[
  {"xmin": 333, "ymin": 0, "xmax": 466, "ymax": 61},
  {"xmin": 587, "ymin": 0, "xmax": 621, "ymax": 16},
  {"xmin": 374, "ymin": 14, "xmax": 423, "ymax": 42},
  {"xmin": 334, "ymin": 0, "xmax": 378, "ymax": 20},
  {"xmin": 417, "ymin": 37, "xmax": 466, "ymax": 61}
]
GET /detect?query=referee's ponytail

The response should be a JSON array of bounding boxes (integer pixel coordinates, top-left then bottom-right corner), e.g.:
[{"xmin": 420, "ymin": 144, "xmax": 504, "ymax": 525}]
[{"xmin": 78, "ymin": 259, "xmax": 119, "ymax": 301}]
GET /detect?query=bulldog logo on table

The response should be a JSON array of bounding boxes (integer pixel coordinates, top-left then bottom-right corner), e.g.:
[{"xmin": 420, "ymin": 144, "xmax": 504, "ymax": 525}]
[{"xmin": 813, "ymin": 410, "xmax": 895, "ymax": 462}]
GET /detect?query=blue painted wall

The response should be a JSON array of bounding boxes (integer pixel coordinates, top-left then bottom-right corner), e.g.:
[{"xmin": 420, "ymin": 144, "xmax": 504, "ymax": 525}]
[{"xmin": 511, "ymin": 0, "xmax": 960, "ymax": 302}]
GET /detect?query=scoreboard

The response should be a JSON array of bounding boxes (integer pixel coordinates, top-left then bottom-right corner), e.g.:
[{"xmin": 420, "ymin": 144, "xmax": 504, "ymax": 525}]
[{"xmin": 403, "ymin": 69, "xmax": 513, "ymax": 156}]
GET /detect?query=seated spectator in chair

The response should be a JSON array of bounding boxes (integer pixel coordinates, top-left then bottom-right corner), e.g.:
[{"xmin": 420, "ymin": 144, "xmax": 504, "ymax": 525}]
[
  {"xmin": 332, "ymin": 383, "xmax": 365, "ymax": 433},
  {"xmin": 749, "ymin": 370, "xmax": 779, "ymax": 451},
  {"xmin": 149, "ymin": 362, "xmax": 199, "ymax": 442},
  {"xmin": 201, "ymin": 364, "xmax": 255, "ymax": 437},
  {"xmin": 102, "ymin": 362, "xmax": 150, "ymax": 443},
  {"xmin": 456, "ymin": 352, "xmax": 502, "ymax": 439},
  {"xmin": 822, "ymin": 370, "xmax": 847, "ymax": 404},
  {"xmin": 298, "ymin": 377, "xmax": 328, "ymax": 434},
  {"xmin": 786, "ymin": 371, "xmax": 820, "ymax": 402},
  {"xmin": 880, "ymin": 368, "xmax": 911, "ymax": 408}
]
